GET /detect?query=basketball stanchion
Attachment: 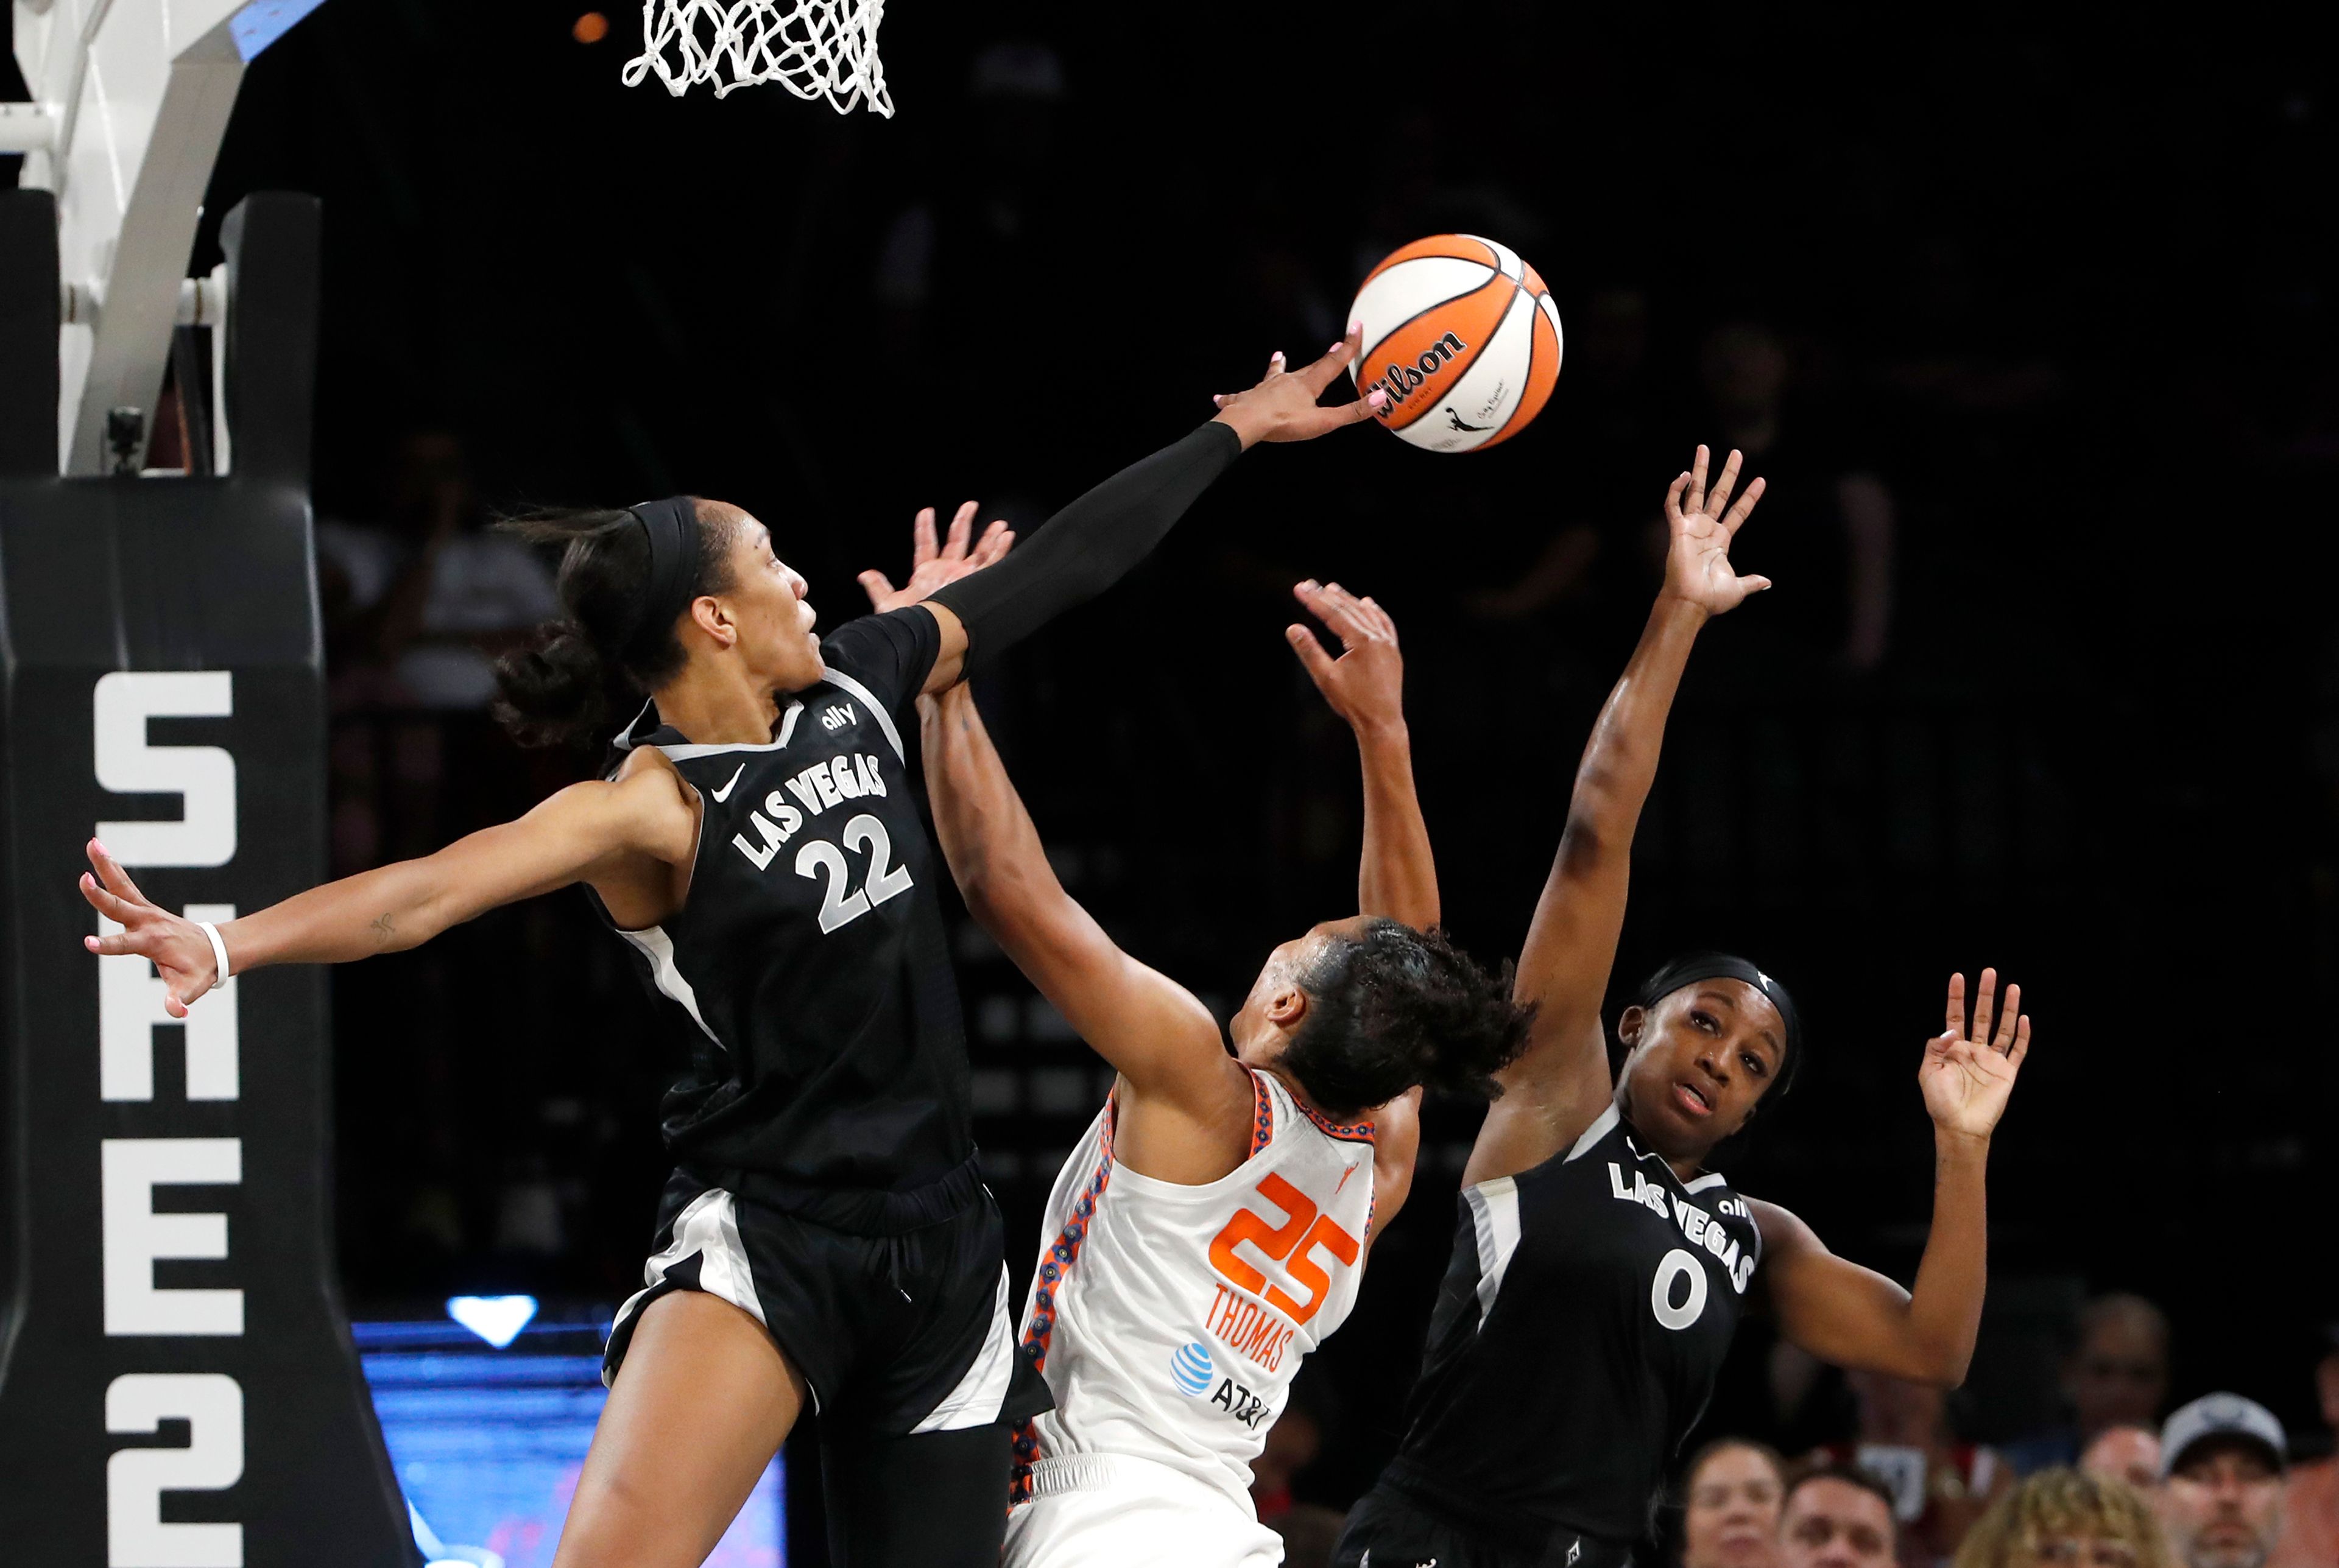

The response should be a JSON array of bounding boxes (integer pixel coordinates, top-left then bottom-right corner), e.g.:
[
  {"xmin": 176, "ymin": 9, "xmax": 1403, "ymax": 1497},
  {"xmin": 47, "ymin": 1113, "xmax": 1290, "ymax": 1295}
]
[{"xmin": 0, "ymin": 189, "xmax": 417, "ymax": 1565}]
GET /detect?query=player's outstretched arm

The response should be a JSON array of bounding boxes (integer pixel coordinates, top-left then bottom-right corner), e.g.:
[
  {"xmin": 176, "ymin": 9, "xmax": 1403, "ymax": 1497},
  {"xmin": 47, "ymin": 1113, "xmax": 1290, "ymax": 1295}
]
[
  {"xmin": 918, "ymin": 683, "xmax": 1233, "ymax": 1114},
  {"xmin": 76, "ymin": 765, "xmax": 698, "ymax": 1016},
  {"xmin": 1751, "ymin": 971, "xmax": 2031, "ymax": 1387},
  {"xmin": 1285, "ymin": 579, "xmax": 1438, "ymax": 930},
  {"xmin": 1468, "ymin": 448, "xmax": 1769, "ymax": 1184},
  {"xmin": 917, "ymin": 332, "xmax": 1385, "ymax": 691}
]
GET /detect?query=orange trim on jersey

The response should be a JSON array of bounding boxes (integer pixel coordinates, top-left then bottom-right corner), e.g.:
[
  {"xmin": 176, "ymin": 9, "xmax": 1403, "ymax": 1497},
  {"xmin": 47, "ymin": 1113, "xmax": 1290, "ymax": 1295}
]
[
  {"xmin": 1247, "ymin": 1069, "xmax": 1274, "ymax": 1157},
  {"xmin": 1010, "ymin": 1094, "xmax": 1118, "ymax": 1504},
  {"xmin": 1292, "ymin": 1097, "xmax": 1376, "ymax": 1147}
]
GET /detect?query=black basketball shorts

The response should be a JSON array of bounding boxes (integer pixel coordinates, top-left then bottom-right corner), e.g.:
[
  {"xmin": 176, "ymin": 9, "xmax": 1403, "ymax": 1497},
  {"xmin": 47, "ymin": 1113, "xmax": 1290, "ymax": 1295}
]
[{"xmin": 604, "ymin": 1156, "xmax": 1051, "ymax": 1438}]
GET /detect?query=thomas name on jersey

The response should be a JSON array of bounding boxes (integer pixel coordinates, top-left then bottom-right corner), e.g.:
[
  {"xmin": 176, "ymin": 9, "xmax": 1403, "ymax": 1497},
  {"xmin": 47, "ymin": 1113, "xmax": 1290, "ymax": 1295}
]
[
  {"xmin": 730, "ymin": 745, "xmax": 892, "ymax": 870},
  {"xmin": 1199, "ymin": 1282, "xmax": 1298, "ymax": 1373},
  {"xmin": 1608, "ymin": 1162, "xmax": 1758, "ymax": 1293}
]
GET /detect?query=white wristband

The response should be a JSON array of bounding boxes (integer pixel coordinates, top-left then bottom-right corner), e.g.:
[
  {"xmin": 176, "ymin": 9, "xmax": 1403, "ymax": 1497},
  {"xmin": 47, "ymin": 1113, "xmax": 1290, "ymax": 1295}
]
[{"xmin": 197, "ymin": 921, "xmax": 233, "ymax": 990}]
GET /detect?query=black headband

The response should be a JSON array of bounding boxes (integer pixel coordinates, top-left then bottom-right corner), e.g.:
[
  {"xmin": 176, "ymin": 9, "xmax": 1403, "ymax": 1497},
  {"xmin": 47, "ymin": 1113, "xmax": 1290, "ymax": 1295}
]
[
  {"xmin": 622, "ymin": 496, "xmax": 702, "ymax": 663},
  {"xmin": 1633, "ymin": 951, "xmax": 1804, "ymax": 1095}
]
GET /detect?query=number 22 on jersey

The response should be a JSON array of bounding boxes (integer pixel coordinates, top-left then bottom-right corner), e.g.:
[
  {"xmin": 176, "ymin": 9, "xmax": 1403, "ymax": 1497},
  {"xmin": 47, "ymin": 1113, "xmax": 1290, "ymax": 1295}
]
[
  {"xmin": 1207, "ymin": 1173, "xmax": 1358, "ymax": 1326},
  {"xmin": 796, "ymin": 814, "xmax": 913, "ymax": 933}
]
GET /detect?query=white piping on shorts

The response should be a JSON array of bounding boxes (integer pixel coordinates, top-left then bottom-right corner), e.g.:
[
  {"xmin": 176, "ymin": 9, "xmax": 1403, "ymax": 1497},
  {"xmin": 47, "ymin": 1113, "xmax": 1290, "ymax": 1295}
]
[{"xmin": 910, "ymin": 1264, "xmax": 1015, "ymax": 1433}]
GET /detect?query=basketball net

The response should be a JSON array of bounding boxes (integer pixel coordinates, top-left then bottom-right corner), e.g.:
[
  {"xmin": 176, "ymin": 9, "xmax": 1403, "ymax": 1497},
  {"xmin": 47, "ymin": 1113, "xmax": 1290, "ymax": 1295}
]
[{"xmin": 621, "ymin": 0, "xmax": 894, "ymax": 114}]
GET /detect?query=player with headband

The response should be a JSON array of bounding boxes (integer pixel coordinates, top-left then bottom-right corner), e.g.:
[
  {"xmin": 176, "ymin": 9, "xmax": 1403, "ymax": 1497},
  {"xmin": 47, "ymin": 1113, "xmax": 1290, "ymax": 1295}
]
[
  {"xmin": 1333, "ymin": 446, "xmax": 2036, "ymax": 1568},
  {"xmin": 75, "ymin": 336, "xmax": 1386, "ymax": 1568}
]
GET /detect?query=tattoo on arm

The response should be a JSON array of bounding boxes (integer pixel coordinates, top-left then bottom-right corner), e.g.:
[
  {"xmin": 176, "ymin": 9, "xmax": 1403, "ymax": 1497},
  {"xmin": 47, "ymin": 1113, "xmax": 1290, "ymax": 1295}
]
[{"xmin": 370, "ymin": 913, "xmax": 395, "ymax": 944}]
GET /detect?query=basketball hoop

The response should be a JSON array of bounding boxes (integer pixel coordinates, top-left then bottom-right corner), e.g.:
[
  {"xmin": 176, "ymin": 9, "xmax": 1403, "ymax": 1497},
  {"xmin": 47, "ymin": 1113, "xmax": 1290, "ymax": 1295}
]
[{"xmin": 621, "ymin": 0, "xmax": 894, "ymax": 115}]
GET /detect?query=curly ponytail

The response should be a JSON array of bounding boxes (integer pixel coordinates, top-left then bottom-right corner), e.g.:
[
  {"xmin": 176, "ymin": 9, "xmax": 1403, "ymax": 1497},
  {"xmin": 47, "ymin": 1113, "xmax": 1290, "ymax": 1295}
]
[
  {"xmin": 490, "ymin": 501, "xmax": 736, "ymax": 750},
  {"xmin": 1279, "ymin": 919, "xmax": 1536, "ymax": 1118}
]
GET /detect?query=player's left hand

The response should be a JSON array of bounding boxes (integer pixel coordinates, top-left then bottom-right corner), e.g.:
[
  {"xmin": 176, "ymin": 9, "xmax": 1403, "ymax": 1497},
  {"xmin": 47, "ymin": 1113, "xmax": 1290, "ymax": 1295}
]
[
  {"xmin": 858, "ymin": 501, "xmax": 1014, "ymax": 614},
  {"xmin": 1286, "ymin": 580, "xmax": 1405, "ymax": 734},
  {"xmin": 1918, "ymin": 968, "xmax": 2031, "ymax": 1142},
  {"xmin": 1661, "ymin": 445, "xmax": 1771, "ymax": 617},
  {"xmin": 1211, "ymin": 326, "xmax": 1388, "ymax": 448}
]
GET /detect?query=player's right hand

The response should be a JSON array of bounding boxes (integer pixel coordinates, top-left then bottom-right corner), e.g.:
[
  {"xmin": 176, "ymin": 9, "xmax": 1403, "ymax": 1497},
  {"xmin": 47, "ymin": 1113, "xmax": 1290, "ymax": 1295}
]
[
  {"xmin": 1286, "ymin": 580, "xmax": 1406, "ymax": 734},
  {"xmin": 1210, "ymin": 326, "xmax": 1387, "ymax": 448},
  {"xmin": 1660, "ymin": 444, "xmax": 1770, "ymax": 617},
  {"xmin": 858, "ymin": 501, "xmax": 1014, "ymax": 615},
  {"xmin": 77, "ymin": 838, "xmax": 219, "ymax": 1016}
]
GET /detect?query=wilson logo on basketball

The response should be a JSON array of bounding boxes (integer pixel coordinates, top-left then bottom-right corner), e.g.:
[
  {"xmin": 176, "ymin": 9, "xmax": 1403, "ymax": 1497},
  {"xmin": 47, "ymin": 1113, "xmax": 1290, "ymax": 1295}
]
[{"xmin": 1363, "ymin": 331, "xmax": 1467, "ymax": 406}]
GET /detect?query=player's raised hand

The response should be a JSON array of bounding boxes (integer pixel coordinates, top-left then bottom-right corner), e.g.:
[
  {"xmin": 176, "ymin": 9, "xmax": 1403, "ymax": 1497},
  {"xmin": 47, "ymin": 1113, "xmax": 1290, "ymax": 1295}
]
[
  {"xmin": 858, "ymin": 499, "xmax": 1014, "ymax": 614},
  {"xmin": 1661, "ymin": 445, "xmax": 1771, "ymax": 617},
  {"xmin": 1210, "ymin": 325, "xmax": 1388, "ymax": 448},
  {"xmin": 1918, "ymin": 968, "xmax": 2031, "ymax": 1142},
  {"xmin": 1286, "ymin": 580, "xmax": 1405, "ymax": 733},
  {"xmin": 77, "ymin": 839, "xmax": 220, "ymax": 1016}
]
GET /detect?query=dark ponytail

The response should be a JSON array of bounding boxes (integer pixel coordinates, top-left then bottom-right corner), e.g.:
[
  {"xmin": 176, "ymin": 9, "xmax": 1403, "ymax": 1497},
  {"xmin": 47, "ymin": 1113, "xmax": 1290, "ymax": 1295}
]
[
  {"xmin": 1279, "ymin": 919, "xmax": 1536, "ymax": 1118},
  {"xmin": 491, "ymin": 501, "xmax": 736, "ymax": 750}
]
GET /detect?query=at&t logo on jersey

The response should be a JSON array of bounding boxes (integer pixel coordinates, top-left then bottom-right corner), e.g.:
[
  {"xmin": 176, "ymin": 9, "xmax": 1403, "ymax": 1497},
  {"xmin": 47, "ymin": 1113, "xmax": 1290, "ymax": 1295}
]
[
  {"xmin": 1210, "ymin": 1376, "xmax": 1271, "ymax": 1429},
  {"xmin": 1173, "ymin": 1341, "xmax": 1271, "ymax": 1428},
  {"xmin": 1170, "ymin": 1341, "xmax": 1215, "ymax": 1397}
]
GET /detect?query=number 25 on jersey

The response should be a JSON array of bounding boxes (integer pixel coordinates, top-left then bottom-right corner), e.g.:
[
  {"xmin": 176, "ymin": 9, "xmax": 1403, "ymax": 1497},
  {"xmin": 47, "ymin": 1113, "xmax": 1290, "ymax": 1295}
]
[{"xmin": 1207, "ymin": 1173, "xmax": 1358, "ymax": 1326}]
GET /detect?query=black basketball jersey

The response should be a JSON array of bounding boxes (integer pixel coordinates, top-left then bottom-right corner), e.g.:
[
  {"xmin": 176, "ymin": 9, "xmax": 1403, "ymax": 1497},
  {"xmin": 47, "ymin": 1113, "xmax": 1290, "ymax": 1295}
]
[
  {"xmin": 1382, "ymin": 1103, "xmax": 1763, "ymax": 1550},
  {"xmin": 593, "ymin": 608, "xmax": 973, "ymax": 1193}
]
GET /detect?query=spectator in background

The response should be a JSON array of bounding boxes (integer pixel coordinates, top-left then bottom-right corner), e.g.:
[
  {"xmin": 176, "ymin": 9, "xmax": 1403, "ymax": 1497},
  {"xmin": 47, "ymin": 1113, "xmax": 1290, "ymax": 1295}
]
[
  {"xmin": 1251, "ymin": 1387, "xmax": 1345, "ymax": 1568},
  {"xmin": 1779, "ymin": 1464, "xmax": 1900, "ymax": 1568},
  {"xmin": 1949, "ymin": 1469, "xmax": 2172, "ymax": 1568},
  {"xmin": 312, "ymin": 428, "xmax": 563, "ymax": 873},
  {"xmin": 316, "ymin": 428, "xmax": 560, "ymax": 710},
  {"xmin": 2081, "ymin": 1426, "xmax": 2165, "ymax": 1495},
  {"xmin": 2159, "ymin": 1394, "xmax": 2288, "ymax": 1568},
  {"xmin": 1681, "ymin": 1438, "xmax": 1788, "ymax": 1568},
  {"xmin": 2008, "ymin": 1295, "xmax": 2175, "ymax": 1475},
  {"xmin": 373, "ymin": 431, "xmax": 558, "ymax": 709},
  {"xmin": 1696, "ymin": 320, "xmax": 1897, "ymax": 673},
  {"xmin": 1811, "ymin": 1369, "xmax": 2013, "ymax": 1567},
  {"xmin": 2270, "ymin": 1331, "xmax": 2339, "ymax": 1568}
]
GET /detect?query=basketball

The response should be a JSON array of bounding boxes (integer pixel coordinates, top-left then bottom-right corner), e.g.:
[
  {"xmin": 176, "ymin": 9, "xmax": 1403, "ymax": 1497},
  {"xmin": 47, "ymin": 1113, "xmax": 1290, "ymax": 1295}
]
[{"xmin": 1347, "ymin": 234, "xmax": 1563, "ymax": 453}]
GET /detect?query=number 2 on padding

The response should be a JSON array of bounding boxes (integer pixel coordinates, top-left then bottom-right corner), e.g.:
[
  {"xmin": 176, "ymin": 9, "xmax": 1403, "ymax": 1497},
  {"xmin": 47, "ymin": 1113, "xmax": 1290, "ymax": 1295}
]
[{"xmin": 796, "ymin": 812, "xmax": 915, "ymax": 933}]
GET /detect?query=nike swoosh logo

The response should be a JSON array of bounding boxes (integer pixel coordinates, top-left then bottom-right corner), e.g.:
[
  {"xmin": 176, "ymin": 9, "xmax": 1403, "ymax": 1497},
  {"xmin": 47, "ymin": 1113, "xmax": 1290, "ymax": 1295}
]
[{"xmin": 709, "ymin": 762, "xmax": 746, "ymax": 803}]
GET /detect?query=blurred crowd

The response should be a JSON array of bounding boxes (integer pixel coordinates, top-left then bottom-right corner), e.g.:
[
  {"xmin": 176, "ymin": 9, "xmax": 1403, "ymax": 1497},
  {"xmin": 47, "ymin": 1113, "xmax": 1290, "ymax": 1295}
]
[{"xmin": 1252, "ymin": 1305, "xmax": 2339, "ymax": 1568}]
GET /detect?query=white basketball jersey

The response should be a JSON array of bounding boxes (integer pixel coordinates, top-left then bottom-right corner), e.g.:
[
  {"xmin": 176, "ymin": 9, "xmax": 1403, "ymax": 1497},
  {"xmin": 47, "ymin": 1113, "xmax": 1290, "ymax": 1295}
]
[{"xmin": 1010, "ymin": 1068, "xmax": 1379, "ymax": 1507}]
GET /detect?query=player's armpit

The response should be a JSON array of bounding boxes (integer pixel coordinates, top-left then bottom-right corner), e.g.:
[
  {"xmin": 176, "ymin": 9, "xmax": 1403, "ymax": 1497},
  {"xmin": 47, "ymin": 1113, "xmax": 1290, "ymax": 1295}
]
[
  {"xmin": 1365, "ymin": 1086, "xmax": 1424, "ymax": 1250},
  {"xmin": 1463, "ymin": 1014, "xmax": 1611, "ymax": 1185},
  {"xmin": 1748, "ymin": 1198, "xmax": 1963, "ymax": 1387}
]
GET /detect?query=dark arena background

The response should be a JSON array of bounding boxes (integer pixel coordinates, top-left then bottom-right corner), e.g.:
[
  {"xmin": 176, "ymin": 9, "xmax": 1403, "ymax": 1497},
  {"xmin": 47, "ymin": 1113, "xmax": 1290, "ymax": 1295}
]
[{"xmin": 4, "ymin": 2, "xmax": 2335, "ymax": 1565}]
